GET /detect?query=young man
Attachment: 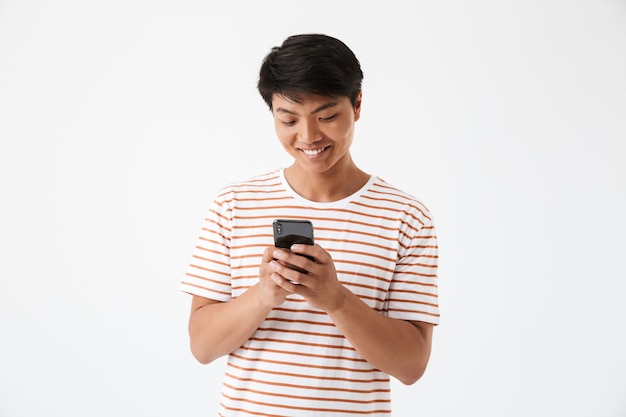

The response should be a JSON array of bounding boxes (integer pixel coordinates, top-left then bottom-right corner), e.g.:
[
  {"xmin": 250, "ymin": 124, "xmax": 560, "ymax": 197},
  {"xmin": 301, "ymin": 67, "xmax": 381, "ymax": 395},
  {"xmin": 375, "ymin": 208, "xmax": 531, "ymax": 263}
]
[{"xmin": 181, "ymin": 34, "xmax": 439, "ymax": 416}]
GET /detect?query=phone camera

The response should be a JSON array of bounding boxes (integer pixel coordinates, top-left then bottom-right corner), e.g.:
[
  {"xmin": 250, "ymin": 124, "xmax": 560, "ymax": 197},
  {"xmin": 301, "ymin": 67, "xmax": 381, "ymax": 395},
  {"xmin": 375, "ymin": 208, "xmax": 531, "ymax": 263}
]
[{"xmin": 276, "ymin": 223, "xmax": 282, "ymax": 234}]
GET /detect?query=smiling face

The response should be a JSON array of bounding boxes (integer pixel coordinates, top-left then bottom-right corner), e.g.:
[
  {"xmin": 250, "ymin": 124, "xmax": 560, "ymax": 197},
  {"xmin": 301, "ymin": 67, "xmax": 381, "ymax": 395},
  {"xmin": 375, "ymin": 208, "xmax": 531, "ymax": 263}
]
[{"xmin": 272, "ymin": 92, "xmax": 362, "ymax": 179}]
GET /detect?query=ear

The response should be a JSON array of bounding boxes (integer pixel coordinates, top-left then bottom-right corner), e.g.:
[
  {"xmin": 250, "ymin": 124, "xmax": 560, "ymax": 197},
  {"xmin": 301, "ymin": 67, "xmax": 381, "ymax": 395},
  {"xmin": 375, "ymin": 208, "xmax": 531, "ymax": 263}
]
[{"xmin": 354, "ymin": 91, "xmax": 363, "ymax": 121}]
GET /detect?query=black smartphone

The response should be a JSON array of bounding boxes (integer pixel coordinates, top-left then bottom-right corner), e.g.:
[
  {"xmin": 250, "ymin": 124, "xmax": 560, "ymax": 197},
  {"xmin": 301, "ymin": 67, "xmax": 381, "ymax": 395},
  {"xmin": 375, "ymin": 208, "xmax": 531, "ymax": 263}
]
[
  {"xmin": 272, "ymin": 219, "xmax": 315, "ymax": 273},
  {"xmin": 273, "ymin": 219, "xmax": 314, "ymax": 248}
]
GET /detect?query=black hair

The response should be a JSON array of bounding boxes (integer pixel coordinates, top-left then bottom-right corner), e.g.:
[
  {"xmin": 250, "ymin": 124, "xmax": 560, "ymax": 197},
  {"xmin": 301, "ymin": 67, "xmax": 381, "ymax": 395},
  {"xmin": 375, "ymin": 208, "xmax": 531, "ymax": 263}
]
[{"xmin": 257, "ymin": 34, "xmax": 363, "ymax": 111}]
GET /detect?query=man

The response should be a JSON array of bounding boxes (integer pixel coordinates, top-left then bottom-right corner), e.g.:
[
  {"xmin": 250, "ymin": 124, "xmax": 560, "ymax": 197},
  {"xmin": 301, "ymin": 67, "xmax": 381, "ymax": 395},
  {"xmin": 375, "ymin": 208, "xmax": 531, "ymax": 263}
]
[{"xmin": 181, "ymin": 33, "xmax": 439, "ymax": 416}]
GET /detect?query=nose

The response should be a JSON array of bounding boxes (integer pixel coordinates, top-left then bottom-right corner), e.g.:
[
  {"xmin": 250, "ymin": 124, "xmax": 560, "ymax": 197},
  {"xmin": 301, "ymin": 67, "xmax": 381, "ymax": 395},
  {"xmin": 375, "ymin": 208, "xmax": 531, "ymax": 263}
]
[{"xmin": 298, "ymin": 119, "xmax": 322, "ymax": 144}]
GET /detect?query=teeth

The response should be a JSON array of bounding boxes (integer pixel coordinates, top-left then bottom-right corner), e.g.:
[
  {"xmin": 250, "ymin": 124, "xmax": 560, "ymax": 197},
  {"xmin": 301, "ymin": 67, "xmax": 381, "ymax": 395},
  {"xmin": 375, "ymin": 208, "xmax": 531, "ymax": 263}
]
[{"xmin": 302, "ymin": 148, "xmax": 324, "ymax": 156}]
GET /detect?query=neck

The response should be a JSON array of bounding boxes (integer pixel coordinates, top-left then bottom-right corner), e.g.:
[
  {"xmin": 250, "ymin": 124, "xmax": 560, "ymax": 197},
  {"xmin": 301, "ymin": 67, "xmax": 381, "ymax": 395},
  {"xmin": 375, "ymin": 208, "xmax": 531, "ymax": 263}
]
[{"xmin": 284, "ymin": 160, "xmax": 370, "ymax": 203}]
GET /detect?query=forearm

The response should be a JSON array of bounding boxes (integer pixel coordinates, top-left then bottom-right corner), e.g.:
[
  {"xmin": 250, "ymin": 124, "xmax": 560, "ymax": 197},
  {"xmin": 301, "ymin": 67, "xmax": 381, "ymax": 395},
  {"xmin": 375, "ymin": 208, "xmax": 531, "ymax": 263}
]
[
  {"xmin": 188, "ymin": 285, "xmax": 273, "ymax": 364},
  {"xmin": 327, "ymin": 286, "xmax": 433, "ymax": 385}
]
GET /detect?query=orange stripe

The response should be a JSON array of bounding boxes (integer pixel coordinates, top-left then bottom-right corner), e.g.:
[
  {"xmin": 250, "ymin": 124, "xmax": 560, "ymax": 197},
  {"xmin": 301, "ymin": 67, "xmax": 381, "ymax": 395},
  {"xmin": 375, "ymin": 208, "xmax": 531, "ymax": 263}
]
[
  {"xmin": 316, "ymin": 226, "xmax": 397, "ymax": 242},
  {"xmin": 388, "ymin": 298, "xmax": 439, "ymax": 308},
  {"xmin": 387, "ymin": 308, "xmax": 440, "ymax": 318},
  {"xmin": 396, "ymin": 270, "xmax": 438, "ymax": 278},
  {"xmin": 185, "ymin": 270, "xmax": 230, "ymax": 284},
  {"xmin": 219, "ymin": 403, "xmax": 286, "ymax": 417},
  {"xmin": 320, "ymin": 235, "xmax": 396, "ymax": 251},
  {"xmin": 272, "ymin": 306, "xmax": 326, "ymax": 316},
  {"xmin": 392, "ymin": 278, "xmax": 438, "ymax": 288},
  {"xmin": 223, "ymin": 382, "xmax": 390, "ymax": 405},
  {"xmin": 187, "ymin": 264, "xmax": 230, "ymax": 277},
  {"xmin": 226, "ymin": 361, "xmax": 388, "ymax": 384},
  {"xmin": 330, "ymin": 248, "xmax": 395, "ymax": 263},
  {"xmin": 231, "ymin": 223, "xmax": 271, "ymax": 231},
  {"xmin": 264, "ymin": 316, "xmax": 336, "ymax": 328},
  {"xmin": 221, "ymin": 397, "xmax": 390, "ymax": 415},
  {"xmin": 241, "ymin": 345, "xmax": 368, "ymax": 364},
  {"xmin": 396, "ymin": 261, "xmax": 437, "ymax": 269},
  {"xmin": 197, "ymin": 237, "xmax": 230, "ymax": 250},
  {"xmin": 255, "ymin": 325, "xmax": 345, "ymax": 340},
  {"xmin": 229, "ymin": 352, "xmax": 378, "ymax": 373},
  {"xmin": 180, "ymin": 280, "xmax": 230, "ymax": 296},
  {"xmin": 231, "ymin": 213, "xmax": 403, "ymax": 232},
  {"xmin": 191, "ymin": 253, "xmax": 229, "ymax": 267},
  {"xmin": 390, "ymin": 288, "xmax": 438, "ymax": 298},
  {"xmin": 224, "ymin": 371, "xmax": 389, "ymax": 394}
]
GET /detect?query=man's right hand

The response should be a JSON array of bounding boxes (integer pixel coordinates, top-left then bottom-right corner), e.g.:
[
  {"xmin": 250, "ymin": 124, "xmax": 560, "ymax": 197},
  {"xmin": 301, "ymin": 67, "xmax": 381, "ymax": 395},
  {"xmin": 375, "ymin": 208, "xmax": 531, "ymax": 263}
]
[{"xmin": 257, "ymin": 246, "xmax": 291, "ymax": 307}]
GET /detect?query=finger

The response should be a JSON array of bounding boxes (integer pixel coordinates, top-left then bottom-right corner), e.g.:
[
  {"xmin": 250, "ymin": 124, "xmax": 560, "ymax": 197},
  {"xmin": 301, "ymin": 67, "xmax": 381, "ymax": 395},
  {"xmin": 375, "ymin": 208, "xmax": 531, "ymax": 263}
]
[
  {"xmin": 270, "ymin": 259, "xmax": 295, "ymax": 278},
  {"xmin": 262, "ymin": 246, "xmax": 280, "ymax": 262},
  {"xmin": 273, "ymin": 251, "xmax": 312, "ymax": 276},
  {"xmin": 271, "ymin": 272, "xmax": 299, "ymax": 292},
  {"xmin": 290, "ymin": 244, "xmax": 325, "ymax": 263},
  {"xmin": 270, "ymin": 259, "xmax": 308, "ymax": 285}
]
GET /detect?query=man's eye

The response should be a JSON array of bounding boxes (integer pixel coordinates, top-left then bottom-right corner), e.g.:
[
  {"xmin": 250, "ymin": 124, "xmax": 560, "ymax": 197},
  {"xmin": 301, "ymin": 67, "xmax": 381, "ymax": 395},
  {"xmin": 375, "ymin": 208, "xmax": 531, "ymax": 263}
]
[
  {"xmin": 281, "ymin": 120, "xmax": 296, "ymax": 126},
  {"xmin": 320, "ymin": 114, "xmax": 337, "ymax": 122}
]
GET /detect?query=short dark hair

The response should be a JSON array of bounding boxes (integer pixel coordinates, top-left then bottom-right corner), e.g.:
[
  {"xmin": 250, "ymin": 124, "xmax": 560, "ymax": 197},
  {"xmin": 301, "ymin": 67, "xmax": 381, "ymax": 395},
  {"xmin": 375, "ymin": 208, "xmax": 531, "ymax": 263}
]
[{"xmin": 257, "ymin": 34, "xmax": 363, "ymax": 111}]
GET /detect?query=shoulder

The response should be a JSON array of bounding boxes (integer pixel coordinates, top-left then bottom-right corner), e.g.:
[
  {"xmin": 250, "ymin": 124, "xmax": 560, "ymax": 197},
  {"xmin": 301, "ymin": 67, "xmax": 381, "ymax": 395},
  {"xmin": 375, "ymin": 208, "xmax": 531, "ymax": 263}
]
[
  {"xmin": 367, "ymin": 177, "xmax": 434, "ymax": 226},
  {"xmin": 214, "ymin": 170, "xmax": 283, "ymax": 202}
]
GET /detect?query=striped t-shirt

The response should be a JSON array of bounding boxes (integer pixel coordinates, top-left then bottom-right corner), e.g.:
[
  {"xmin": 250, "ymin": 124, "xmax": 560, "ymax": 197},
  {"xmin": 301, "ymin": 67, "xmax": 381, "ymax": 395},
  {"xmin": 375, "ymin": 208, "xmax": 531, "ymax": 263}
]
[{"xmin": 181, "ymin": 168, "xmax": 439, "ymax": 416}]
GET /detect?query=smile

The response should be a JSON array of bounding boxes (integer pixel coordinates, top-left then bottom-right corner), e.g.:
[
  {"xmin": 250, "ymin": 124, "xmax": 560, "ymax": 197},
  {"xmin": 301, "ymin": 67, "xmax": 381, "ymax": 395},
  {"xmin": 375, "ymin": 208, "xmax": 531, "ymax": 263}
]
[{"xmin": 301, "ymin": 147, "xmax": 327, "ymax": 156}]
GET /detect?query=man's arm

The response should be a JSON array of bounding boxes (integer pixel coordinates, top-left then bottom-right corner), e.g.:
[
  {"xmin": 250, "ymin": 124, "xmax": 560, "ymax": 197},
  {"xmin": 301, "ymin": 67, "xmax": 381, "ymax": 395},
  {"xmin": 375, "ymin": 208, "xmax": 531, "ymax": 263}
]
[
  {"xmin": 326, "ymin": 287, "xmax": 433, "ymax": 385},
  {"xmin": 188, "ymin": 247, "xmax": 291, "ymax": 364},
  {"xmin": 270, "ymin": 244, "xmax": 434, "ymax": 385}
]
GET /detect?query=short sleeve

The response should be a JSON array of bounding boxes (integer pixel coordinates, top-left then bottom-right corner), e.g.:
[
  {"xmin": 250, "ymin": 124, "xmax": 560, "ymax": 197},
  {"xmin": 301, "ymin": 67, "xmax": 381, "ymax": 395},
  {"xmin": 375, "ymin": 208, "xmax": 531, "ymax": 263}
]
[
  {"xmin": 386, "ymin": 217, "xmax": 440, "ymax": 325},
  {"xmin": 179, "ymin": 191, "xmax": 233, "ymax": 301}
]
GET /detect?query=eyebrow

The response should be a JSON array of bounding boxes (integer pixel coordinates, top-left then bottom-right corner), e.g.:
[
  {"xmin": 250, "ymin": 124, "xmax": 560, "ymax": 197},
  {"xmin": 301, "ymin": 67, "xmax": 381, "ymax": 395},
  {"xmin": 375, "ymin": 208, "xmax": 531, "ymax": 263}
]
[{"xmin": 274, "ymin": 101, "xmax": 339, "ymax": 116}]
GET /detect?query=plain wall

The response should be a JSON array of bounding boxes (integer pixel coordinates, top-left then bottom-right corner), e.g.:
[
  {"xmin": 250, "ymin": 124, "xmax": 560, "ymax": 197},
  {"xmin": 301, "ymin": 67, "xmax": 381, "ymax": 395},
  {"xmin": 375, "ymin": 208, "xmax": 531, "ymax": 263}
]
[{"xmin": 1, "ymin": 1, "xmax": 625, "ymax": 416}]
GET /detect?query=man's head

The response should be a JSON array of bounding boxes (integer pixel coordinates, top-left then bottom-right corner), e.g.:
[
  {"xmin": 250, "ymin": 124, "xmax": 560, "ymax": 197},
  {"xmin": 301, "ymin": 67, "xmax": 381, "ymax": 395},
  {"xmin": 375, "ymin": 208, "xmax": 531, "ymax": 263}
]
[{"xmin": 257, "ymin": 34, "xmax": 363, "ymax": 111}]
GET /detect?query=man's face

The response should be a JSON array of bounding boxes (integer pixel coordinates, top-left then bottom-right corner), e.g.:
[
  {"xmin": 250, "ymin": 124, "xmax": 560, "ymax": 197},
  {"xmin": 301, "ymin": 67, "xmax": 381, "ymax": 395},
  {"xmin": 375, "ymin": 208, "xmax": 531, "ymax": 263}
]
[{"xmin": 271, "ymin": 92, "xmax": 362, "ymax": 177}]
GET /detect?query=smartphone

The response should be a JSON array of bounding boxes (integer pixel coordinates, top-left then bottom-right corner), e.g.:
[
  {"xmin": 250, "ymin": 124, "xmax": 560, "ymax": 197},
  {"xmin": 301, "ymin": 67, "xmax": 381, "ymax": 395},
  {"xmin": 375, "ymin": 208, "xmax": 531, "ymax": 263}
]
[
  {"xmin": 272, "ymin": 219, "xmax": 315, "ymax": 273},
  {"xmin": 273, "ymin": 219, "xmax": 314, "ymax": 249}
]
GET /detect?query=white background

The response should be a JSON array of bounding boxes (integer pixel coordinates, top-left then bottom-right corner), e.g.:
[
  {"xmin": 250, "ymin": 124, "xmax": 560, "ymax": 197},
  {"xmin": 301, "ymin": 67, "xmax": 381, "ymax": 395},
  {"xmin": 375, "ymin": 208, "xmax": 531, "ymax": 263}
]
[{"xmin": 1, "ymin": 1, "xmax": 625, "ymax": 416}]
